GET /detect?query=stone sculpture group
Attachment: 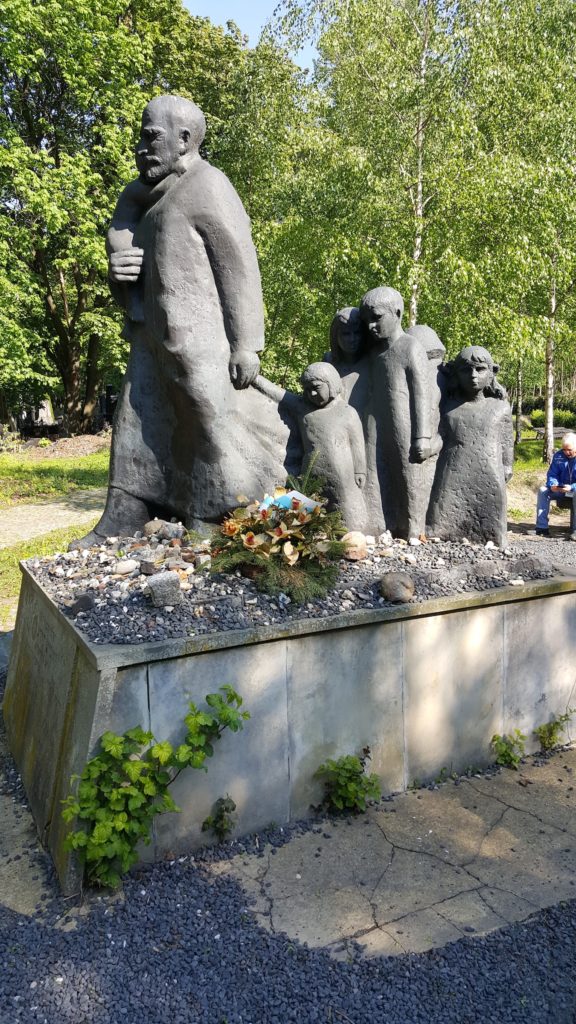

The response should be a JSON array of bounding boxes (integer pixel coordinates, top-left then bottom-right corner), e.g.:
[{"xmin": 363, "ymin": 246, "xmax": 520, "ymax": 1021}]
[{"xmin": 83, "ymin": 94, "xmax": 514, "ymax": 550}]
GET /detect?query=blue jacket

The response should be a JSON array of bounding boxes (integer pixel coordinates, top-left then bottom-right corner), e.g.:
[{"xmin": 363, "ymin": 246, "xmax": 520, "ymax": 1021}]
[{"xmin": 546, "ymin": 449, "xmax": 576, "ymax": 490}]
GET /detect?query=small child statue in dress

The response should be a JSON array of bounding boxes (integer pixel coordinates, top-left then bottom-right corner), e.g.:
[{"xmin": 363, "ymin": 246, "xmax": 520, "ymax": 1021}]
[
  {"xmin": 427, "ymin": 345, "xmax": 514, "ymax": 546},
  {"xmin": 253, "ymin": 362, "xmax": 367, "ymax": 531}
]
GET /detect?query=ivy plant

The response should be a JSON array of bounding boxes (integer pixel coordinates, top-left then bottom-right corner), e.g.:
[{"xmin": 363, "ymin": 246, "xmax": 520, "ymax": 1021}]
[
  {"xmin": 314, "ymin": 747, "xmax": 381, "ymax": 813},
  {"xmin": 202, "ymin": 794, "xmax": 237, "ymax": 843},
  {"xmin": 534, "ymin": 709, "xmax": 575, "ymax": 752},
  {"xmin": 62, "ymin": 685, "xmax": 249, "ymax": 888},
  {"xmin": 490, "ymin": 729, "xmax": 526, "ymax": 769}
]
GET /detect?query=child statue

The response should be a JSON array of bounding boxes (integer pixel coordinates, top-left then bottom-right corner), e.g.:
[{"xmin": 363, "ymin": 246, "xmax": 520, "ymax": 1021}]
[
  {"xmin": 324, "ymin": 306, "xmax": 371, "ymax": 420},
  {"xmin": 359, "ymin": 286, "xmax": 433, "ymax": 540},
  {"xmin": 253, "ymin": 362, "xmax": 367, "ymax": 531},
  {"xmin": 427, "ymin": 346, "xmax": 514, "ymax": 546}
]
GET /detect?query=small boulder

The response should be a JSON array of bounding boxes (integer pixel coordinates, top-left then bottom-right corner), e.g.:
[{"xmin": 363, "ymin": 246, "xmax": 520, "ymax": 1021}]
[
  {"xmin": 68, "ymin": 592, "xmax": 95, "ymax": 617},
  {"xmin": 379, "ymin": 571, "xmax": 415, "ymax": 603},
  {"xmin": 146, "ymin": 572, "xmax": 184, "ymax": 607},
  {"xmin": 158, "ymin": 521, "xmax": 186, "ymax": 541},
  {"xmin": 342, "ymin": 531, "xmax": 368, "ymax": 561},
  {"xmin": 115, "ymin": 559, "xmax": 140, "ymax": 575},
  {"xmin": 143, "ymin": 519, "xmax": 163, "ymax": 537},
  {"xmin": 140, "ymin": 560, "xmax": 164, "ymax": 576}
]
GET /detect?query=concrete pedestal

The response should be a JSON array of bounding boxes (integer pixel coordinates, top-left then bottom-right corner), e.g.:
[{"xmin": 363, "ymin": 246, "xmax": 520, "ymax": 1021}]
[{"xmin": 4, "ymin": 565, "xmax": 576, "ymax": 893}]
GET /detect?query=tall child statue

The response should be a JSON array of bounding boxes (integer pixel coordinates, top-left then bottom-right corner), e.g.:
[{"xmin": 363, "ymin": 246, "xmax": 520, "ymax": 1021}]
[{"xmin": 427, "ymin": 346, "xmax": 513, "ymax": 546}]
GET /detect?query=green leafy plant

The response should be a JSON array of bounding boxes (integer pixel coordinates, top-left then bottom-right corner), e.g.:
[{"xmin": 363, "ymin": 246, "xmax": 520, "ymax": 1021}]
[
  {"xmin": 534, "ymin": 709, "xmax": 575, "ymax": 752},
  {"xmin": 210, "ymin": 485, "xmax": 346, "ymax": 603},
  {"xmin": 202, "ymin": 794, "xmax": 237, "ymax": 843},
  {"xmin": 314, "ymin": 747, "xmax": 381, "ymax": 813},
  {"xmin": 491, "ymin": 729, "xmax": 527, "ymax": 769},
  {"xmin": 62, "ymin": 686, "xmax": 249, "ymax": 888}
]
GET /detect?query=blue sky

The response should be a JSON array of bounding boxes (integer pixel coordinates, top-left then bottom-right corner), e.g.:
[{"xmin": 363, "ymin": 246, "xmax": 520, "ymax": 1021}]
[{"xmin": 183, "ymin": 1, "xmax": 317, "ymax": 70}]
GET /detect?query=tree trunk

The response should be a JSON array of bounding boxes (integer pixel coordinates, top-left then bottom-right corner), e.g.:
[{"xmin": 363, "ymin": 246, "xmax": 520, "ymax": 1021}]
[
  {"xmin": 515, "ymin": 361, "xmax": 523, "ymax": 445},
  {"xmin": 544, "ymin": 276, "xmax": 556, "ymax": 464},
  {"xmin": 408, "ymin": 1, "xmax": 436, "ymax": 327},
  {"xmin": 81, "ymin": 332, "xmax": 102, "ymax": 432},
  {"xmin": 408, "ymin": 54, "xmax": 426, "ymax": 327},
  {"xmin": 62, "ymin": 349, "xmax": 83, "ymax": 434}
]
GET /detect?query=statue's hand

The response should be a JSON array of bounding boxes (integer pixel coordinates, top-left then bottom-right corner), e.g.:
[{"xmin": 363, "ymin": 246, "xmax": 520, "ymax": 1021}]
[
  {"xmin": 355, "ymin": 473, "xmax": 366, "ymax": 489},
  {"xmin": 230, "ymin": 351, "xmax": 260, "ymax": 389},
  {"xmin": 109, "ymin": 248, "xmax": 144, "ymax": 283},
  {"xmin": 410, "ymin": 438, "xmax": 431, "ymax": 463}
]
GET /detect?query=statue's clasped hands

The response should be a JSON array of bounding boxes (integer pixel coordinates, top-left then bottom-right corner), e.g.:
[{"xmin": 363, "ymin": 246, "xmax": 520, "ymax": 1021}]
[
  {"xmin": 229, "ymin": 351, "xmax": 260, "ymax": 390},
  {"xmin": 109, "ymin": 248, "xmax": 145, "ymax": 283}
]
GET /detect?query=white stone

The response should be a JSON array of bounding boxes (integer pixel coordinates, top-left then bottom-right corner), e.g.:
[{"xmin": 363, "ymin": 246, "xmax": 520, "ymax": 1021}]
[
  {"xmin": 342, "ymin": 531, "xmax": 368, "ymax": 561},
  {"xmin": 115, "ymin": 559, "xmax": 140, "ymax": 575}
]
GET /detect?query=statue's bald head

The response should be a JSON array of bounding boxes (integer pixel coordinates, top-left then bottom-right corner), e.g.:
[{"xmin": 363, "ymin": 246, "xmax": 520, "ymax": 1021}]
[
  {"xmin": 142, "ymin": 95, "xmax": 206, "ymax": 148},
  {"xmin": 137, "ymin": 95, "xmax": 206, "ymax": 183}
]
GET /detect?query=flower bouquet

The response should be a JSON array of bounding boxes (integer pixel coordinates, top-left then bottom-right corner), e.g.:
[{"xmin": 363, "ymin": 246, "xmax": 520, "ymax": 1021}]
[{"xmin": 210, "ymin": 486, "xmax": 347, "ymax": 603}]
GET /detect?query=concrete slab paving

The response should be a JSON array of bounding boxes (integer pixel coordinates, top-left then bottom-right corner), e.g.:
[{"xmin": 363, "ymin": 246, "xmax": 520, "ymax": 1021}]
[{"xmin": 225, "ymin": 747, "xmax": 576, "ymax": 957}]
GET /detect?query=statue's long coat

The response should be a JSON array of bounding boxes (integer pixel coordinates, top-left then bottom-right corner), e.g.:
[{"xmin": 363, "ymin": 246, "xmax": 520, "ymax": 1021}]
[{"xmin": 104, "ymin": 155, "xmax": 296, "ymax": 531}]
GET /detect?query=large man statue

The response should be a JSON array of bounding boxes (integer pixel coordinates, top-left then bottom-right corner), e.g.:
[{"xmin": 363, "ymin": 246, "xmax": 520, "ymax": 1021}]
[{"xmin": 79, "ymin": 94, "xmax": 295, "ymax": 543}]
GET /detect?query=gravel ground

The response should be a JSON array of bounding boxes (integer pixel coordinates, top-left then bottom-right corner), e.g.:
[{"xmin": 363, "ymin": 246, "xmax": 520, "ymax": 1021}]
[
  {"xmin": 1, "ymin": 814, "xmax": 576, "ymax": 1024},
  {"xmin": 23, "ymin": 523, "xmax": 573, "ymax": 646},
  {"xmin": 1, "ymin": 696, "xmax": 576, "ymax": 1024}
]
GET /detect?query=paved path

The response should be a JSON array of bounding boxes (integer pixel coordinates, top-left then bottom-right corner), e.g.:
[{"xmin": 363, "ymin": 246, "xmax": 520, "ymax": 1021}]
[
  {"xmin": 222, "ymin": 750, "xmax": 576, "ymax": 957},
  {"xmin": 0, "ymin": 487, "xmax": 106, "ymax": 549}
]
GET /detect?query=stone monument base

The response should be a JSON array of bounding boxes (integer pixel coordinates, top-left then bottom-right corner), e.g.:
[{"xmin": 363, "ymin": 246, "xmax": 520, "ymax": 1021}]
[{"xmin": 4, "ymin": 565, "xmax": 576, "ymax": 893}]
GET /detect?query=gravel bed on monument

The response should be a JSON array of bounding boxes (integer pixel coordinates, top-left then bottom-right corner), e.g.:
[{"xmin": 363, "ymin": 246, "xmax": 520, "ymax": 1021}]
[{"xmin": 22, "ymin": 522, "xmax": 573, "ymax": 646}]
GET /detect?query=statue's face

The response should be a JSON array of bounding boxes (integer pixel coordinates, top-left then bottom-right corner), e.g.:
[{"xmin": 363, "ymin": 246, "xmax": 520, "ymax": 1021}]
[
  {"xmin": 304, "ymin": 379, "xmax": 331, "ymax": 407},
  {"xmin": 136, "ymin": 111, "xmax": 186, "ymax": 183},
  {"xmin": 338, "ymin": 318, "xmax": 361, "ymax": 355},
  {"xmin": 361, "ymin": 301, "xmax": 399, "ymax": 342},
  {"xmin": 456, "ymin": 359, "xmax": 491, "ymax": 397}
]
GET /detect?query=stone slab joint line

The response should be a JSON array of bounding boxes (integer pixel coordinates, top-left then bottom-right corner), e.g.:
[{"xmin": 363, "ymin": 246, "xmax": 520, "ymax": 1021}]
[
  {"xmin": 457, "ymin": 801, "xmax": 509, "ymax": 867},
  {"xmin": 367, "ymin": 811, "xmax": 545, "ymax": 917},
  {"xmin": 465, "ymin": 778, "xmax": 576, "ymax": 839}
]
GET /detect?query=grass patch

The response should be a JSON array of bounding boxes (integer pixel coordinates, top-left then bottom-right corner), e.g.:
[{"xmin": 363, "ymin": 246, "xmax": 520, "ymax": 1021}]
[
  {"xmin": 0, "ymin": 450, "xmax": 110, "ymax": 508},
  {"xmin": 0, "ymin": 520, "xmax": 98, "ymax": 630},
  {"xmin": 507, "ymin": 507, "xmax": 527, "ymax": 522},
  {"xmin": 514, "ymin": 438, "xmax": 546, "ymax": 471}
]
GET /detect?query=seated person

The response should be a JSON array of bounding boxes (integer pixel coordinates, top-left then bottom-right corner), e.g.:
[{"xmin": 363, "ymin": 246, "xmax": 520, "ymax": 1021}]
[{"xmin": 535, "ymin": 431, "xmax": 576, "ymax": 538}]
